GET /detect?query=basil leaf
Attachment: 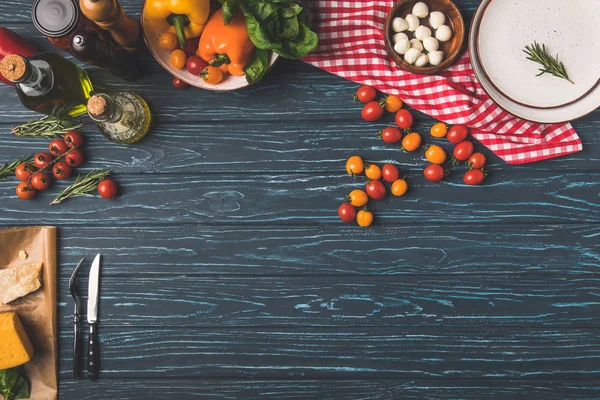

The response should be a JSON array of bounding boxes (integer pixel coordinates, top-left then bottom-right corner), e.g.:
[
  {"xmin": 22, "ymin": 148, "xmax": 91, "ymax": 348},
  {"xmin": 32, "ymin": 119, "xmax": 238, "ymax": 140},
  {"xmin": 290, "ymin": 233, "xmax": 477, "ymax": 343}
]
[
  {"xmin": 244, "ymin": 48, "xmax": 270, "ymax": 85},
  {"xmin": 0, "ymin": 368, "xmax": 30, "ymax": 400},
  {"xmin": 219, "ymin": 0, "xmax": 241, "ymax": 25}
]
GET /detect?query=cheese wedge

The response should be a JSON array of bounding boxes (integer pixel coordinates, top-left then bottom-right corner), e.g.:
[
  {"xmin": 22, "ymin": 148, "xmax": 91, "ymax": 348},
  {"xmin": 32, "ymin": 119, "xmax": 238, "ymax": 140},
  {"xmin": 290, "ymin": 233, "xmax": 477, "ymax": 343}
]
[
  {"xmin": 0, "ymin": 262, "xmax": 43, "ymax": 305},
  {"xmin": 0, "ymin": 312, "xmax": 34, "ymax": 369}
]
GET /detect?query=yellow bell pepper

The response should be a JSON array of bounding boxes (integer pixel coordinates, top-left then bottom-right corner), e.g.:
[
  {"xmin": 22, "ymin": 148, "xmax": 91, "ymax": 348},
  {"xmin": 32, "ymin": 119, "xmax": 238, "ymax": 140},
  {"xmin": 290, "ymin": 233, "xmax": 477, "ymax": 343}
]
[{"xmin": 145, "ymin": 0, "xmax": 210, "ymax": 48}]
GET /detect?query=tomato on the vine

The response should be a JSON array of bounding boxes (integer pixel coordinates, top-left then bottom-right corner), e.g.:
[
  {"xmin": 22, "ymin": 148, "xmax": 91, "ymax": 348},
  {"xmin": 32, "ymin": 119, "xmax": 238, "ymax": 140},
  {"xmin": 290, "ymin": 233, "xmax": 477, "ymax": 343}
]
[
  {"xmin": 464, "ymin": 169, "xmax": 485, "ymax": 185},
  {"xmin": 424, "ymin": 164, "xmax": 445, "ymax": 182},
  {"xmin": 381, "ymin": 164, "xmax": 399, "ymax": 183},
  {"xmin": 15, "ymin": 163, "xmax": 36, "ymax": 181},
  {"xmin": 16, "ymin": 182, "xmax": 37, "ymax": 200},
  {"xmin": 395, "ymin": 109, "xmax": 413, "ymax": 129},
  {"xmin": 65, "ymin": 149, "xmax": 84, "ymax": 167},
  {"xmin": 64, "ymin": 130, "xmax": 84, "ymax": 148},
  {"xmin": 31, "ymin": 172, "xmax": 52, "ymax": 190},
  {"xmin": 172, "ymin": 77, "xmax": 189, "ymax": 89},
  {"xmin": 346, "ymin": 156, "xmax": 364, "ymax": 175},
  {"xmin": 49, "ymin": 140, "xmax": 69, "ymax": 157},
  {"xmin": 348, "ymin": 189, "xmax": 369, "ymax": 207},
  {"xmin": 447, "ymin": 125, "xmax": 469, "ymax": 144},
  {"xmin": 391, "ymin": 179, "xmax": 408, "ymax": 197},
  {"xmin": 361, "ymin": 101, "xmax": 384, "ymax": 122},
  {"xmin": 401, "ymin": 132, "xmax": 421, "ymax": 152},
  {"xmin": 98, "ymin": 179, "xmax": 118, "ymax": 199},
  {"xmin": 364, "ymin": 164, "xmax": 382, "ymax": 180},
  {"xmin": 430, "ymin": 122, "xmax": 447, "ymax": 138},
  {"xmin": 34, "ymin": 152, "xmax": 53, "ymax": 169},
  {"xmin": 425, "ymin": 145, "xmax": 446, "ymax": 164},
  {"xmin": 378, "ymin": 127, "xmax": 402, "ymax": 144},
  {"xmin": 52, "ymin": 161, "xmax": 72, "ymax": 180},
  {"xmin": 356, "ymin": 209, "xmax": 374, "ymax": 227},
  {"xmin": 468, "ymin": 153, "xmax": 486, "ymax": 169},
  {"xmin": 365, "ymin": 180, "xmax": 386, "ymax": 200},
  {"xmin": 338, "ymin": 203, "xmax": 357, "ymax": 223},
  {"xmin": 355, "ymin": 85, "xmax": 376, "ymax": 103},
  {"xmin": 453, "ymin": 141, "xmax": 474, "ymax": 161},
  {"xmin": 383, "ymin": 95, "xmax": 402, "ymax": 112}
]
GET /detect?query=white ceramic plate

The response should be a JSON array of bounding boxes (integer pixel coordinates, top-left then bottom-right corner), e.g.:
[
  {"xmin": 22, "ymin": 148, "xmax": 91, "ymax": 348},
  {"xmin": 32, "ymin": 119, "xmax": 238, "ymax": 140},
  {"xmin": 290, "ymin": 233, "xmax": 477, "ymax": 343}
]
[
  {"xmin": 469, "ymin": 0, "xmax": 600, "ymax": 123},
  {"xmin": 141, "ymin": 11, "xmax": 279, "ymax": 91},
  {"xmin": 475, "ymin": 0, "xmax": 600, "ymax": 109}
]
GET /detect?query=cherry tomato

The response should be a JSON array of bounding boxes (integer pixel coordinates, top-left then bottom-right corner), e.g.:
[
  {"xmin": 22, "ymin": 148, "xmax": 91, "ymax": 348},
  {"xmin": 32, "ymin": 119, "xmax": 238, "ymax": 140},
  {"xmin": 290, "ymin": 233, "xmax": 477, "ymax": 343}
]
[
  {"xmin": 49, "ymin": 140, "xmax": 69, "ymax": 157},
  {"xmin": 391, "ymin": 179, "xmax": 408, "ymax": 197},
  {"xmin": 381, "ymin": 164, "xmax": 400, "ymax": 183},
  {"xmin": 356, "ymin": 209, "xmax": 374, "ymax": 227},
  {"xmin": 447, "ymin": 125, "xmax": 469, "ymax": 144},
  {"xmin": 169, "ymin": 49, "xmax": 187, "ymax": 70},
  {"xmin": 384, "ymin": 95, "xmax": 403, "ymax": 112},
  {"xmin": 186, "ymin": 55, "xmax": 207, "ymax": 75},
  {"xmin": 159, "ymin": 32, "xmax": 179, "ymax": 50},
  {"xmin": 65, "ymin": 149, "xmax": 84, "ymax": 167},
  {"xmin": 172, "ymin": 77, "xmax": 189, "ymax": 89},
  {"xmin": 464, "ymin": 169, "xmax": 485, "ymax": 185},
  {"xmin": 401, "ymin": 132, "xmax": 421, "ymax": 152},
  {"xmin": 52, "ymin": 161, "xmax": 72, "ymax": 180},
  {"xmin": 395, "ymin": 109, "xmax": 414, "ymax": 129},
  {"xmin": 183, "ymin": 38, "xmax": 199, "ymax": 56},
  {"xmin": 365, "ymin": 180, "xmax": 386, "ymax": 200},
  {"xmin": 31, "ymin": 172, "xmax": 51, "ymax": 190},
  {"xmin": 361, "ymin": 101, "xmax": 384, "ymax": 122},
  {"xmin": 424, "ymin": 164, "xmax": 445, "ymax": 182},
  {"xmin": 14, "ymin": 163, "xmax": 36, "ymax": 181},
  {"xmin": 430, "ymin": 122, "xmax": 447, "ymax": 138},
  {"xmin": 468, "ymin": 153, "xmax": 486, "ymax": 169},
  {"xmin": 34, "ymin": 152, "xmax": 53, "ymax": 169},
  {"xmin": 348, "ymin": 189, "xmax": 369, "ymax": 207},
  {"xmin": 425, "ymin": 145, "xmax": 447, "ymax": 164},
  {"xmin": 355, "ymin": 85, "xmax": 376, "ymax": 103},
  {"xmin": 98, "ymin": 179, "xmax": 118, "ymax": 199},
  {"xmin": 338, "ymin": 203, "xmax": 357, "ymax": 223},
  {"xmin": 346, "ymin": 156, "xmax": 364, "ymax": 175},
  {"xmin": 16, "ymin": 182, "xmax": 36, "ymax": 200},
  {"xmin": 453, "ymin": 141, "xmax": 474, "ymax": 161},
  {"xmin": 378, "ymin": 127, "xmax": 402, "ymax": 144},
  {"xmin": 364, "ymin": 164, "xmax": 382, "ymax": 180},
  {"xmin": 200, "ymin": 66, "xmax": 224, "ymax": 84},
  {"xmin": 64, "ymin": 130, "xmax": 84, "ymax": 148}
]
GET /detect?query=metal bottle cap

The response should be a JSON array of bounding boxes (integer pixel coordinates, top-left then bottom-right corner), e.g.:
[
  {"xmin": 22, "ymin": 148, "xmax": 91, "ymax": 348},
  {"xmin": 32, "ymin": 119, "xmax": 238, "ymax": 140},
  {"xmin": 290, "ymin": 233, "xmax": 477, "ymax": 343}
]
[{"xmin": 32, "ymin": 0, "xmax": 79, "ymax": 38}]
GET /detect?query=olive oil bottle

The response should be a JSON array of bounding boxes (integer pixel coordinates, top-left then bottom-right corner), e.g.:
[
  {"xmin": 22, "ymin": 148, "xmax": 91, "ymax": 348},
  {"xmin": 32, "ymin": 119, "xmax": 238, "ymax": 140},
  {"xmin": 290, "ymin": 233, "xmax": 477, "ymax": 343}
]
[
  {"xmin": 0, "ymin": 53, "xmax": 93, "ymax": 119},
  {"xmin": 87, "ymin": 91, "xmax": 151, "ymax": 144}
]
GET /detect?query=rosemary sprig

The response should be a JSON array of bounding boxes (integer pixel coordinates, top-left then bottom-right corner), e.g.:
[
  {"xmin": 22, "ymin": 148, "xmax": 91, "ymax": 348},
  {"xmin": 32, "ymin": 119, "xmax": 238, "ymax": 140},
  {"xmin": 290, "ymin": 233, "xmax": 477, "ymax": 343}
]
[
  {"xmin": 523, "ymin": 41, "xmax": 573, "ymax": 84},
  {"xmin": 11, "ymin": 116, "xmax": 83, "ymax": 139},
  {"xmin": 51, "ymin": 169, "xmax": 110, "ymax": 205},
  {"xmin": 0, "ymin": 155, "xmax": 34, "ymax": 180}
]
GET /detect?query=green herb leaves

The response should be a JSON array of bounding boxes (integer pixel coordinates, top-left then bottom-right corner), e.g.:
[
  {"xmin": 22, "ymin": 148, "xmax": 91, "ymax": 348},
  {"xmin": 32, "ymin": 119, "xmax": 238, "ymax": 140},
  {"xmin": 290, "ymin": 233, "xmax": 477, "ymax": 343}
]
[
  {"xmin": 523, "ymin": 41, "xmax": 573, "ymax": 84},
  {"xmin": 51, "ymin": 169, "xmax": 111, "ymax": 205},
  {"xmin": 0, "ymin": 368, "xmax": 30, "ymax": 400},
  {"xmin": 11, "ymin": 116, "xmax": 83, "ymax": 139},
  {"xmin": 244, "ymin": 48, "xmax": 270, "ymax": 85}
]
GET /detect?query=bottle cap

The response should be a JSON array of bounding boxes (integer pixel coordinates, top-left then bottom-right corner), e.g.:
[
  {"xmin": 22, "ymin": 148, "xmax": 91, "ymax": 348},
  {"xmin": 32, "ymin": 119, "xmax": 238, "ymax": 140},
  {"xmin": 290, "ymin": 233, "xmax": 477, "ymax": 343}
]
[
  {"xmin": 0, "ymin": 55, "xmax": 28, "ymax": 82},
  {"xmin": 32, "ymin": 0, "xmax": 79, "ymax": 38},
  {"xmin": 87, "ymin": 95, "xmax": 109, "ymax": 117}
]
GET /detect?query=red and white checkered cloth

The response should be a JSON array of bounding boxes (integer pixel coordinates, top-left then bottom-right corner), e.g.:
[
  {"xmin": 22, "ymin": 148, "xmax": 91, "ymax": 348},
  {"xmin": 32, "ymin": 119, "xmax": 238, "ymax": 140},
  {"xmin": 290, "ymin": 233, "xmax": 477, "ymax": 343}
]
[{"xmin": 302, "ymin": 1, "xmax": 583, "ymax": 164}]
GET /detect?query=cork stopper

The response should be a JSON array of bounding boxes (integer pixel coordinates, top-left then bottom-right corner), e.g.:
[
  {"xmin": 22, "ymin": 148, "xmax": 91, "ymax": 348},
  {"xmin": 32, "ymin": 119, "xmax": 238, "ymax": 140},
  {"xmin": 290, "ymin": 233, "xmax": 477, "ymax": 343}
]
[
  {"xmin": 87, "ymin": 95, "xmax": 108, "ymax": 117},
  {"xmin": 0, "ymin": 55, "xmax": 27, "ymax": 82}
]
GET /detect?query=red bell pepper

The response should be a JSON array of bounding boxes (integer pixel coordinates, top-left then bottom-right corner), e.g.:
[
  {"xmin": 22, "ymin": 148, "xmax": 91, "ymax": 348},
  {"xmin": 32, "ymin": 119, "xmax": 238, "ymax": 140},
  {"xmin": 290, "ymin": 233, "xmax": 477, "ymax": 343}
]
[{"xmin": 0, "ymin": 27, "xmax": 38, "ymax": 85}]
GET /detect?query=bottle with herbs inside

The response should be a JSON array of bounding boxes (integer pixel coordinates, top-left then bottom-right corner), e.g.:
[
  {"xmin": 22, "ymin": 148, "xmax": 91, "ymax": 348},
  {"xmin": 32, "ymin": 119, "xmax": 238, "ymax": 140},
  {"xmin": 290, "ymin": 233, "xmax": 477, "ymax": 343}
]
[
  {"xmin": 0, "ymin": 53, "xmax": 93, "ymax": 119},
  {"xmin": 87, "ymin": 92, "xmax": 152, "ymax": 144}
]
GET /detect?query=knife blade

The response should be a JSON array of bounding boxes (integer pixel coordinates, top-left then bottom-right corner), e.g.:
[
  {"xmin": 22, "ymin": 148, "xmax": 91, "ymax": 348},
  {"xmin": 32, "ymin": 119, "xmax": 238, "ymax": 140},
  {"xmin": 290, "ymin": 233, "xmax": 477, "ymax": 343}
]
[{"xmin": 87, "ymin": 253, "xmax": 101, "ymax": 381}]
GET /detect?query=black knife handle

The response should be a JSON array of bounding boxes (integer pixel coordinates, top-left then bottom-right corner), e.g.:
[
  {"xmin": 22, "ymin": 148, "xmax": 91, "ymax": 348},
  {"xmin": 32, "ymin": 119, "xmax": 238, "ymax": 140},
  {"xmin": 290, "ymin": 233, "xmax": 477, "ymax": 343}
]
[
  {"xmin": 87, "ymin": 323, "xmax": 99, "ymax": 381},
  {"xmin": 73, "ymin": 314, "xmax": 80, "ymax": 378}
]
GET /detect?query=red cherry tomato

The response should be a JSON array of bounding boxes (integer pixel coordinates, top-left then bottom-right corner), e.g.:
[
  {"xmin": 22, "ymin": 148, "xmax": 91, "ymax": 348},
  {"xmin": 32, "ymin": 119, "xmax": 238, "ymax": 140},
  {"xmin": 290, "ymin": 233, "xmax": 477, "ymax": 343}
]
[
  {"xmin": 30, "ymin": 172, "xmax": 52, "ymax": 190},
  {"xmin": 183, "ymin": 38, "xmax": 199, "ymax": 56},
  {"xmin": 48, "ymin": 140, "xmax": 69, "ymax": 157},
  {"xmin": 361, "ymin": 101, "xmax": 384, "ymax": 122},
  {"xmin": 424, "ymin": 164, "xmax": 445, "ymax": 182},
  {"xmin": 395, "ymin": 109, "xmax": 414, "ymax": 129},
  {"xmin": 365, "ymin": 180, "xmax": 386, "ymax": 200},
  {"xmin": 52, "ymin": 161, "xmax": 72, "ymax": 179},
  {"xmin": 447, "ymin": 125, "xmax": 469, "ymax": 144},
  {"xmin": 355, "ymin": 85, "xmax": 377, "ymax": 103},
  {"xmin": 468, "ymin": 153, "xmax": 486, "ymax": 169},
  {"xmin": 464, "ymin": 169, "xmax": 485, "ymax": 185},
  {"xmin": 378, "ymin": 127, "xmax": 402, "ymax": 144},
  {"xmin": 453, "ymin": 141, "xmax": 474, "ymax": 161},
  {"xmin": 185, "ymin": 55, "xmax": 207, "ymax": 75},
  {"xmin": 14, "ymin": 163, "xmax": 36, "ymax": 181},
  {"xmin": 381, "ymin": 163, "xmax": 400, "ymax": 183},
  {"xmin": 172, "ymin": 77, "xmax": 189, "ymax": 89},
  {"xmin": 338, "ymin": 203, "xmax": 357, "ymax": 223},
  {"xmin": 64, "ymin": 130, "xmax": 84, "ymax": 148},
  {"xmin": 98, "ymin": 179, "xmax": 118, "ymax": 199},
  {"xmin": 65, "ymin": 149, "xmax": 85, "ymax": 167},
  {"xmin": 16, "ymin": 182, "xmax": 37, "ymax": 200},
  {"xmin": 34, "ymin": 152, "xmax": 53, "ymax": 169}
]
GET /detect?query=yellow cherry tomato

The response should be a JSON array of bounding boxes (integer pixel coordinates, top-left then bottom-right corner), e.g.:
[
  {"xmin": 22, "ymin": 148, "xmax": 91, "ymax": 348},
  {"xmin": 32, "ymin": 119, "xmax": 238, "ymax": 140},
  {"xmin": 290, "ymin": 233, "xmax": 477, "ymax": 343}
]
[
  {"xmin": 170, "ymin": 49, "xmax": 187, "ymax": 70},
  {"xmin": 430, "ymin": 122, "xmax": 448, "ymax": 138},
  {"xmin": 348, "ymin": 189, "xmax": 369, "ymax": 207},
  {"xmin": 425, "ymin": 145, "xmax": 447, "ymax": 164},
  {"xmin": 345, "ymin": 156, "xmax": 364, "ymax": 175},
  {"xmin": 364, "ymin": 164, "xmax": 382, "ymax": 180},
  {"xmin": 200, "ymin": 66, "xmax": 224, "ymax": 84},
  {"xmin": 356, "ymin": 209, "xmax": 374, "ymax": 227},
  {"xmin": 402, "ymin": 132, "xmax": 422, "ymax": 152},
  {"xmin": 391, "ymin": 179, "xmax": 408, "ymax": 197},
  {"xmin": 159, "ymin": 32, "xmax": 179, "ymax": 50},
  {"xmin": 384, "ymin": 95, "xmax": 403, "ymax": 112}
]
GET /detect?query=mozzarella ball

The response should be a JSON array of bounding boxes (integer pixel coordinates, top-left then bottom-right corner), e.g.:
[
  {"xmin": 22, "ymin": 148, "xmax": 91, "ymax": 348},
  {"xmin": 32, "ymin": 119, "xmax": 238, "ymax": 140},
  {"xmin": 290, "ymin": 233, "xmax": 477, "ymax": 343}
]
[
  {"xmin": 393, "ymin": 32, "xmax": 409, "ymax": 43},
  {"xmin": 405, "ymin": 14, "xmax": 420, "ymax": 32},
  {"xmin": 423, "ymin": 36, "xmax": 439, "ymax": 52},
  {"xmin": 428, "ymin": 50, "xmax": 444, "ymax": 66},
  {"xmin": 415, "ymin": 25, "xmax": 432, "ymax": 41},
  {"xmin": 436, "ymin": 25, "xmax": 453, "ymax": 42},
  {"xmin": 392, "ymin": 17, "xmax": 409, "ymax": 32},
  {"xmin": 414, "ymin": 54, "xmax": 429, "ymax": 67},
  {"xmin": 394, "ymin": 38, "xmax": 411, "ymax": 55},
  {"xmin": 404, "ymin": 48, "xmax": 422, "ymax": 65},
  {"xmin": 412, "ymin": 2, "xmax": 429, "ymax": 18},
  {"xmin": 410, "ymin": 38, "xmax": 424, "ymax": 51},
  {"xmin": 429, "ymin": 11, "xmax": 446, "ymax": 29}
]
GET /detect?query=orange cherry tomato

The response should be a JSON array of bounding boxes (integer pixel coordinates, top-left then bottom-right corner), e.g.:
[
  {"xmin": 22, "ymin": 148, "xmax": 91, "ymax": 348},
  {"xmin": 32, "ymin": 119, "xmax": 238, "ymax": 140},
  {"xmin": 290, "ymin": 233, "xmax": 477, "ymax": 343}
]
[
  {"xmin": 425, "ymin": 145, "xmax": 447, "ymax": 164},
  {"xmin": 170, "ymin": 49, "xmax": 187, "ymax": 70},
  {"xmin": 430, "ymin": 122, "xmax": 448, "ymax": 138},
  {"xmin": 348, "ymin": 189, "xmax": 369, "ymax": 207},
  {"xmin": 364, "ymin": 164, "xmax": 382, "ymax": 180},
  {"xmin": 402, "ymin": 132, "xmax": 421, "ymax": 152},
  {"xmin": 384, "ymin": 95, "xmax": 403, "ymax": 112},
  {"xmin": 159, "ymin": 32, "xmax": 179, "ymax": 50},
  {"xmin": 356, "ymin": 209, "xmax": 374, "ymax": 227},
  {"xmin": 345, "ymin": 156, "xmax": 364, "ymax": 175},
  {"xmin": 391, "ymin": 179, "xmax": 408, "ymax": 197},
  {"xmin": 200, "ymin": 66, "xmax": 224, "ymax": 84}
]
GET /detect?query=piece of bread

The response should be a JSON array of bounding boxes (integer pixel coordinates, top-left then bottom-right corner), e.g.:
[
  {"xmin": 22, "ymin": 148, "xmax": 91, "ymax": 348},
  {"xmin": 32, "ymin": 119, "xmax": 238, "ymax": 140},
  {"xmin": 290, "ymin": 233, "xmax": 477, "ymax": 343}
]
[{"xmin": 0, "ymin": 262, "xmax": 43, "ymax": 305}]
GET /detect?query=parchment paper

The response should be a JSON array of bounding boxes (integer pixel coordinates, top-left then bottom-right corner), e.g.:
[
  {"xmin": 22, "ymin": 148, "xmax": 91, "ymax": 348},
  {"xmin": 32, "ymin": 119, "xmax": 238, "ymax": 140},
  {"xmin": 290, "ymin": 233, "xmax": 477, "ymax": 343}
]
[{"xmin": 0, "ymin": 226, "xmax": 57, "ymax": 400}]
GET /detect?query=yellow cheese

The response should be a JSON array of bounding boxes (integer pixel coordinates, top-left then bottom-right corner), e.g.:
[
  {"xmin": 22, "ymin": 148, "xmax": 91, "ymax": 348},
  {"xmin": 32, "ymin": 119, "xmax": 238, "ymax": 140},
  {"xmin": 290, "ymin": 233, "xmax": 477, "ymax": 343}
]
[{"xmin": 0, "ymin": 312, "xmax": 34, "ymax": 369}]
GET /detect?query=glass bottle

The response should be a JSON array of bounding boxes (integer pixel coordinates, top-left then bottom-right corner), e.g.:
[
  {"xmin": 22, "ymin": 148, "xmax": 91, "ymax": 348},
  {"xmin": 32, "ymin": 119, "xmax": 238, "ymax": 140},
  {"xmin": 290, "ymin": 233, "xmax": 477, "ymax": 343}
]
[
  {"xmin": 0, "ymin": 53, "xmax": 93, "ymax": 119},
  {"xmin": 87, "ymin": 92, "xmax": 152, "ymax": 144}
]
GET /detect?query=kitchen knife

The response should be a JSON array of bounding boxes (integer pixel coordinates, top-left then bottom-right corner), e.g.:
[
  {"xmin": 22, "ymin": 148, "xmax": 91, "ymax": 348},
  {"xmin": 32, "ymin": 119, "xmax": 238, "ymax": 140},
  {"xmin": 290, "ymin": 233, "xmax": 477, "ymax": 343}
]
[{"xmin": 87, "ymin": 253, "xmax": 101, "ymax": 381}]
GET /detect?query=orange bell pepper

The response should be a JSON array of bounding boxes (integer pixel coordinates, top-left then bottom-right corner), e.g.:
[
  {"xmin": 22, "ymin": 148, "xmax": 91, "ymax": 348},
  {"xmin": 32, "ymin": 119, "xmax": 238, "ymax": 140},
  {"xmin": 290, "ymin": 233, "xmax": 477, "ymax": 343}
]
[{"xmin": 196, "ymin": 9, "xmax": 255, "ymax": 76}]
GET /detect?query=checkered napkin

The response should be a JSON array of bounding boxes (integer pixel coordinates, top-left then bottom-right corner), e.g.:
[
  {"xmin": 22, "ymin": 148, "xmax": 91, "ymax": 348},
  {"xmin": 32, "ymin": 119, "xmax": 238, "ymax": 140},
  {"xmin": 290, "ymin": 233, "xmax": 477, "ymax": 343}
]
[{"xmin": 301, "ymin": 0, "xmax": 583, "ymax": 164}]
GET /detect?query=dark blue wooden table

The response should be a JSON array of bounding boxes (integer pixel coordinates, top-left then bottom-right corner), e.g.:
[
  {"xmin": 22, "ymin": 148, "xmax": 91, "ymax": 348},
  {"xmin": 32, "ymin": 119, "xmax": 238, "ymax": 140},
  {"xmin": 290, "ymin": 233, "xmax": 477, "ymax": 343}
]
[{"xmin": 1, "ymin": 0, "xmax": 599, "ymax": 398}]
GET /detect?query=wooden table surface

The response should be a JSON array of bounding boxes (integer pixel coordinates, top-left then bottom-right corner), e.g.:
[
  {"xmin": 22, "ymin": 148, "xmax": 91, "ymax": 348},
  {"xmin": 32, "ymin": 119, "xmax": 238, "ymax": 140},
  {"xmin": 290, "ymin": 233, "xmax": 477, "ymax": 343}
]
[{"xmin": 1, "ymin": 0, "xmax": 599, "ymax": 398}]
